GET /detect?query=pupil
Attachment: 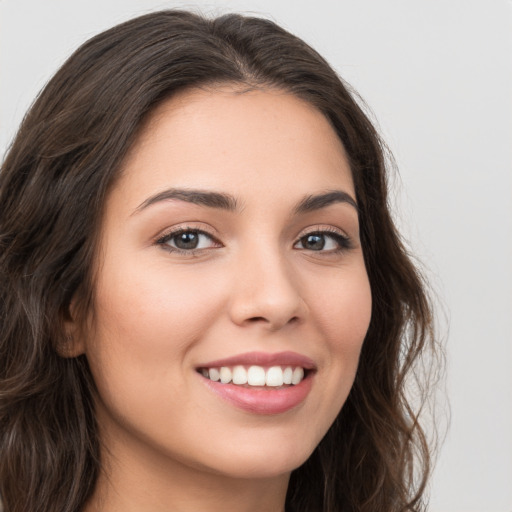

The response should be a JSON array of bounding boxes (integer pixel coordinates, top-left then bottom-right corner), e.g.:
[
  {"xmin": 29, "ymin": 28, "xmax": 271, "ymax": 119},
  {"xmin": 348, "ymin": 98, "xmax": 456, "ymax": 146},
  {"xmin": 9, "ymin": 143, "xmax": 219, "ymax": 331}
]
[
  {"xmin": 175, "ymin": 232, "xmax": 198, "ymax": 249},
  {"xmin": 305, "ymin": 234, "xmax": 325, "ymax": 250}
]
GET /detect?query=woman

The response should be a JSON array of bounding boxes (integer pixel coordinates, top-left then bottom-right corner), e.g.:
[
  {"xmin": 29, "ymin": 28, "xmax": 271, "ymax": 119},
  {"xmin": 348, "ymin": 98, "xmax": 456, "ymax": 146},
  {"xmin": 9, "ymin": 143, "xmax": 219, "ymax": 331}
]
[{"xmin": 0, "ymin": 10, "xmax": 438, "ymax": 512}]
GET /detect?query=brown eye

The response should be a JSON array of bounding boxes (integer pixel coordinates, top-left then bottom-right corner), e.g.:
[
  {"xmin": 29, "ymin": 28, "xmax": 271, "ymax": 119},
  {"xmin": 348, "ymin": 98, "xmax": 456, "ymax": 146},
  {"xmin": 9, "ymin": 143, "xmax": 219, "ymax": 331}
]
[
  {"xmin": 294, "ymin": 231, "xmax": 351, "ymax": 252},
  {"xmin": 300, "ymin": 234, "xmax": 326, "ymax": 251},
  {"xmin": 157, "ymin": 229, "xmax": 220, "ymax": 252},
  {"xmin": 174, "ymin": 232, "xmax": 201, "ymax": 250}
]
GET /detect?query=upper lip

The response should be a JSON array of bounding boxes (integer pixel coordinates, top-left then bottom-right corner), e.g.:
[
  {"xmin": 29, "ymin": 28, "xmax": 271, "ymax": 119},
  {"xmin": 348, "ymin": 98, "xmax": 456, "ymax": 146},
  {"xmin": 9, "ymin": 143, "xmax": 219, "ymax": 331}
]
[{"xmin": 197, "ymin": 351, "xmax": 316, "ymax": 370}]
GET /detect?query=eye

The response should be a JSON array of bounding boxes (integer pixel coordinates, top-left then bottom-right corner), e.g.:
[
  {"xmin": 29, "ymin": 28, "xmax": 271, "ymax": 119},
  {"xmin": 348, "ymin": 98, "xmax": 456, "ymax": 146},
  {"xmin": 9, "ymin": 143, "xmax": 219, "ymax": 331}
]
[
  {"xmin": 157, "ymin": 229, "xmax": 221, "ymax": 253},
  {"xmin": 294, "ymin": 231, "xmax": 351, "ymax": 252}
]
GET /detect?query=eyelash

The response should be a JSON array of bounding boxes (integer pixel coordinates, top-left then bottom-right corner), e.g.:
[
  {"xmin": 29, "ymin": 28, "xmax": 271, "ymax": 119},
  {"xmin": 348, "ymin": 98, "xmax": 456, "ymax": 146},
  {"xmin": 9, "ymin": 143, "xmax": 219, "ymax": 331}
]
[
  {"xmin": 293, "ymin": 228, "xmax": 352, "ymax": 253},
  {"xmin": 155, "ymin": 226, "xmax": 352, "ymax": 255},
  {"xmin": 156, "ymin": 227, "xmax": 221, "ymax": 255}
]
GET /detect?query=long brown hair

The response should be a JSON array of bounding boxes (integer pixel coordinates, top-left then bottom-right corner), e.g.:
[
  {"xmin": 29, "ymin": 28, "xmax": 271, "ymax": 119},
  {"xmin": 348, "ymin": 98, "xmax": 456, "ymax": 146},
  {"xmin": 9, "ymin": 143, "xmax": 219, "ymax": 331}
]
[{"xmin": 0, "ymin": 10, "xmax": 440, "ymax": 512}]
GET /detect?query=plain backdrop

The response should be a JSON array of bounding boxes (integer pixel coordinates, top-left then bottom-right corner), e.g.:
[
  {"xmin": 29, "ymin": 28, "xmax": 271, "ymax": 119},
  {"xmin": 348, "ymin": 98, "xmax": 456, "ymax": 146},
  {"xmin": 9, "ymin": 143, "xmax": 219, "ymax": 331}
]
[{"xmin": 1, "ymin": 1, "xmax": 511, "ymax": 511}]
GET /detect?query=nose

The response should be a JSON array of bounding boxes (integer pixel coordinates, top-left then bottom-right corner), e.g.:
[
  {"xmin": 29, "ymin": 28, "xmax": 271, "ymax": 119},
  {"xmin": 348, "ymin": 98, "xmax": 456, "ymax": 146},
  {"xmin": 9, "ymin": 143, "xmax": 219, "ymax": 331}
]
[{"xmin": 228, "ymin": 245, "xmax": 306, "ymax": 331}]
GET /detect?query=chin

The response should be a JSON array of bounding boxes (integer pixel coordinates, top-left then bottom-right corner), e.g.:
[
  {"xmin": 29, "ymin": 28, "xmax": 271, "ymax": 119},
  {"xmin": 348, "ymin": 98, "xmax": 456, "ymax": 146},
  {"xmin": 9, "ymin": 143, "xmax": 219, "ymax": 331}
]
[
  {"xmin": 189, "ymin": 431, "xmax": 319, "ymax": 480},
  {"xmin": 206, "ymin": 451, "xmax": 311, "ymax": 480}
]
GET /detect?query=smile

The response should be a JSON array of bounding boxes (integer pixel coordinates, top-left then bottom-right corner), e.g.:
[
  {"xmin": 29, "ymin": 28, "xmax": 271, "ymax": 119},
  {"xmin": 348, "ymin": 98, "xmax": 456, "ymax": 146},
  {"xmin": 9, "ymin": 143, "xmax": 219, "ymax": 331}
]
[
  {"xmin": 199, "ymin": 365, "xmax": 306, "ymax": 387},
  {"xmin": 196, "ymin": 352, "xmax": 316, "ymax": 414}
]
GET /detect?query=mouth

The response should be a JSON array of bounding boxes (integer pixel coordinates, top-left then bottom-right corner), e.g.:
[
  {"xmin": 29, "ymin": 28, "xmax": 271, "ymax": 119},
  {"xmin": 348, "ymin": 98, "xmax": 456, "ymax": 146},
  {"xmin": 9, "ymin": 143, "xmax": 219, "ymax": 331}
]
[
  {"xmin": 197, "ymin": 365, "xmax": 311, "ymax": 388},
  {"xmin": 196, "ymin": 351, "xmax": 316, "ymax": 414}
]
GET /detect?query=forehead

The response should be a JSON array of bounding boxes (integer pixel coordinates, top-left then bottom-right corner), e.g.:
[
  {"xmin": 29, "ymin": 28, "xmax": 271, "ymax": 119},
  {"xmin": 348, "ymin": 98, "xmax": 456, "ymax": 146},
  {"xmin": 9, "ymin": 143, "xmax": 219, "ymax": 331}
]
[{"xmin": 114, "ymin": 86, "xmax": 354, "ymax": 211}]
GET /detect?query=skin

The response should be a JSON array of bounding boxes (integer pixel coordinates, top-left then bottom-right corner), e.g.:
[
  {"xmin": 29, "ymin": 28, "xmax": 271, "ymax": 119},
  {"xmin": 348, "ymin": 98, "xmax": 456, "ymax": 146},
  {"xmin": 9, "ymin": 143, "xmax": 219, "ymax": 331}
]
[{"xmin": 72, "ymin": 86, "xmax": 372, "ymax": 512}]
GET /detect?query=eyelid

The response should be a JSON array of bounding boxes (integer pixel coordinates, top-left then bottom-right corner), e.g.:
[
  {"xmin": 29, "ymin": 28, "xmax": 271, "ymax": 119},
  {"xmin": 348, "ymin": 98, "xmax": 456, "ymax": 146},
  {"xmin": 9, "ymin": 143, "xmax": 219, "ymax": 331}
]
[
  {"xmin": 154, "ymin": 222, "xmax": 219, "ymax": 241},
  {"xmin": 293, "ymin": 225, "xmax": 353, "ymax": 251},
  {"xmin": 152, "ymin": 223, "xmax": 353, "ymax": 255},
  {"xmin": 154, "ymin": 224, "xmax": 223, "ymax": 253},
  {"xmin": 295, "ymin": 224, "xmax": 350, "ymax": 241}
]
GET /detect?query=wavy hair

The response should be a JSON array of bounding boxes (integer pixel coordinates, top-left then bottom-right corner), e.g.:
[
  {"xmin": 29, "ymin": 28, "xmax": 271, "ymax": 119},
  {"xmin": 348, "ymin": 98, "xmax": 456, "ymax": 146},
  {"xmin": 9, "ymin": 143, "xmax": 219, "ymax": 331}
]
[{"xmin": 0, "ymin": 10, "xmax": 440, "ymax": 512}]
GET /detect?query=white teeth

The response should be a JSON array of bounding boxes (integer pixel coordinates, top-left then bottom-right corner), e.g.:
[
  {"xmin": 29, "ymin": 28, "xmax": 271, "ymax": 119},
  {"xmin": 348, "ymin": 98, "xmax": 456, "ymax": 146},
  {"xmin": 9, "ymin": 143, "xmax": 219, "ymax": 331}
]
[
  {"xmin": 232, "ymin": 365, "xmax": 248, "ymax": 385},
  {"xmin": 209, "ymin": 368, "xmax": 220, "ymax": 382},
  {"xmin": 247, "ymin": 366, "xmax": 266, "ymax": 386},
  {"xmin": 283, "ymin": 367, "xmax": 293, "ymax": 385},
  {"xmin": 219, "ymin": 367, "xmax": 232, "ymax": 384},
  {"xmin": 291, "ymin": 367, "xmax": 304, "ymax": 385},
  {"xmin": 266, "ymin": 366, "xmax": 284, "ymax": 387},
  {"xmin": 202, "ymin": 365, "xmax": 306, "ymax": 387}
]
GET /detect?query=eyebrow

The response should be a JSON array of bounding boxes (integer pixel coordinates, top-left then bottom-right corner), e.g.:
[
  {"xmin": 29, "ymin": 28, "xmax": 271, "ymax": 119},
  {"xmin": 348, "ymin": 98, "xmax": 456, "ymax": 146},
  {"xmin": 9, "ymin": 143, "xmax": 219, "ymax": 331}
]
[
  {"xmin": 133, "ymin": 188, "xmax": 239, "ymax": 214},
  {"xmin": 132, "ymin": 188, "xmax": 357, "ymax": 215},
  {"xmin": 294, "ymin": 190, "xmax": 358, "ymax": 214}
]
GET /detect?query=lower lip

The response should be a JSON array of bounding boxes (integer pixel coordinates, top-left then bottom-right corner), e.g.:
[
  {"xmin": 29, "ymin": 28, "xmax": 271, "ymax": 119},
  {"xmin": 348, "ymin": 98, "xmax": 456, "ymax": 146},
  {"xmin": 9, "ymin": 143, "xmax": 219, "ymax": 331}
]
[{"xmin": 201, "ymin": 374, "xmax": 314, "ymax": 415}]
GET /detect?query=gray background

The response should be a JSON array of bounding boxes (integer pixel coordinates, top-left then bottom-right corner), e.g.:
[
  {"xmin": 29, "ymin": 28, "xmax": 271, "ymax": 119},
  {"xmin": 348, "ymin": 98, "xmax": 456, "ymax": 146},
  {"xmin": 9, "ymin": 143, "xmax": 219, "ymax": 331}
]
[{"xmin": 1, "ymin": 1, "xmax": 511, "ymax": 510}]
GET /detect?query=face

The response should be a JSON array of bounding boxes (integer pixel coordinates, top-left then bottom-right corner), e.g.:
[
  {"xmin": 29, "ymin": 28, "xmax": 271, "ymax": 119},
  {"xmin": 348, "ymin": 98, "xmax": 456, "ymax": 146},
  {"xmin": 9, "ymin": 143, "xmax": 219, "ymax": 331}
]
[{"xmin": 76, "ymin": 87, "xmax": 372, "ymax": 482}]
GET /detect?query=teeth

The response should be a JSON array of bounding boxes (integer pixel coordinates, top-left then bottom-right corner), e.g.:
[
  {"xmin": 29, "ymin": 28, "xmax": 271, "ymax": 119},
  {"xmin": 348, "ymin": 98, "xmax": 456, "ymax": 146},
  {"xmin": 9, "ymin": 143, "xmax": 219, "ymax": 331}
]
[
  {"xmin": 202, "ymin": 365, "xmax": 306, "ymax": 387},
  {"xmin": 219, "ymin": 367, "xmax": 232, "ymax": 384},
  {"xmin": 266, "ymin": 366, "xmax": 284, "ymax": 387},
  {"xmin": 283, "ymin": 367, "xmax": 293, "ymax": 385},
  {"xmin": 209, "ymin": 368, "xmax": 220, "ymax": 382},
  {"xmin": 292, "ymin": 367, "xmax": 304, "ymax": 385},
  {"xmin": 247, "ymin": 365, "xmax": 266, "ymax": 386},
  {"xmin": 232, "ymin": 365, "xmax": 248, "ymax": 385}
]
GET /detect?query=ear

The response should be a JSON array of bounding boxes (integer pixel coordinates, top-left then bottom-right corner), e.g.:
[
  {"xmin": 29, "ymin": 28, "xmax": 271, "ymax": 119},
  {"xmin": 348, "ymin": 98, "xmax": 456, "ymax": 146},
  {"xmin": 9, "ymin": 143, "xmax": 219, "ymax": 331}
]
[
  {"xmin": 57, "ymin": 330, "xmax": 86, "ymax": 358},
  {"xmin": 56, "ymin": 300, "xmax": 87, "ymax": 358}
]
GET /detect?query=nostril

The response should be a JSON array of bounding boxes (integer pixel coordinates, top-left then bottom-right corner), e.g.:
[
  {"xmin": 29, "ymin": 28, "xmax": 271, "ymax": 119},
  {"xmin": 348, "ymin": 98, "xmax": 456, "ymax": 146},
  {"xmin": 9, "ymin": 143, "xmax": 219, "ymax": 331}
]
[
  {"xmin": 246, "ymin": 315, "xmax": 300, "ymax": 328},
  {"xmin": 247, "ymin": 316, "xmax": 267, "ymax": 323}
]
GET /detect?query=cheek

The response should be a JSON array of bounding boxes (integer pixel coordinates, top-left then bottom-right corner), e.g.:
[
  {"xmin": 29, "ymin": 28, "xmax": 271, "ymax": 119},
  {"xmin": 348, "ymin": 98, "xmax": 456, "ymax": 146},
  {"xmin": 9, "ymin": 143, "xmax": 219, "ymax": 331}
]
[
  {"xmin": 94, "ymin": 259, "xmax": 224, "ymax": 342},
  {"xmin": 313, "ymin": 265, "xmax": 372, "ymax": 351},
  {"xmin": 308, "ymin": 264, "xmax": 372, "ymax": 406},
  {"xmin": 85, "ymin": 259, "xmax": 227, "ymax": 395},
  {"xmin": 83, "ymin": 261, "xmax": 229, "ymax": 441}
]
